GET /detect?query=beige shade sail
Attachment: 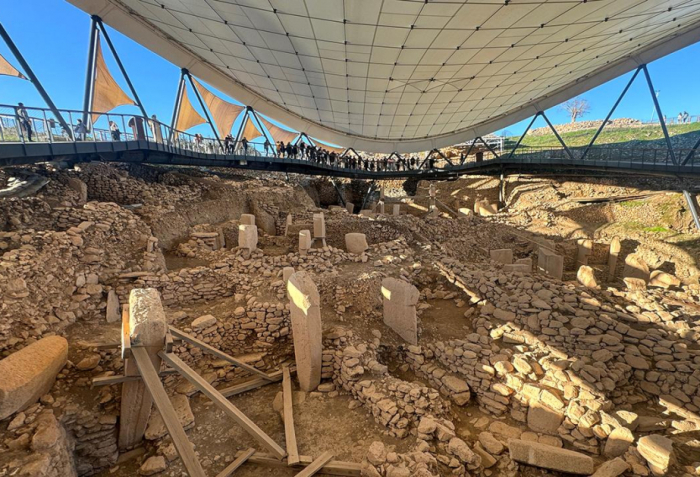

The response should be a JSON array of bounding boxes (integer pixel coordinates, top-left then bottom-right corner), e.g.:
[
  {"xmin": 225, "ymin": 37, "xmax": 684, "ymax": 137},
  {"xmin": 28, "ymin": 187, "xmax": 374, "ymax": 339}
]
[
  {"xmin": 91, "ymin": 36, "xmax": 135, "ymax": 123},
  {"xmin": 175, "ymin": 86, "xmax": 206, "ymax": 133},
  {"xmin": 314, "ymin": 140, "xmax": 345, "ymax": 155},
  {"xmin": 240, "ymin": 116, "xmax": 262, "ymax": 141},
  {"xmin": 0, "ymin": 52, "xmax": 25, "ymax": 79},
  {"xmin": 192, "ymin": 77, "xmax": 244, "ymax": 138},
  {"xmin": 260, "ymin": 117, "xmax": 297, "ymax": 145}
]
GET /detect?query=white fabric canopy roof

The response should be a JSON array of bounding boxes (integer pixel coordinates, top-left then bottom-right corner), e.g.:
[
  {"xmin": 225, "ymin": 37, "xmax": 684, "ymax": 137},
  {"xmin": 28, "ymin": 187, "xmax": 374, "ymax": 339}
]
[{"xmin": 69, "ymin": 0, "xmax": 700, "ymax": 153}]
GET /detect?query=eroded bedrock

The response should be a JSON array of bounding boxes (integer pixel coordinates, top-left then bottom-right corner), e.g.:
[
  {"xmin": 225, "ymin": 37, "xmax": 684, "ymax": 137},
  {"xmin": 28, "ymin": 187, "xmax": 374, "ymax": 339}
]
[{"xmin": 1, "ymin": 164, "xmax": 699, "ymax": 477}]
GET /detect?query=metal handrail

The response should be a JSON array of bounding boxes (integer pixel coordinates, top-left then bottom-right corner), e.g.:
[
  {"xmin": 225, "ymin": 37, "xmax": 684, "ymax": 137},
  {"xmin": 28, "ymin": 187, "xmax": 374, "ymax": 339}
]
[{"xmin": 0, "ymin": 103, "xmax": 698, "ymax": 171}]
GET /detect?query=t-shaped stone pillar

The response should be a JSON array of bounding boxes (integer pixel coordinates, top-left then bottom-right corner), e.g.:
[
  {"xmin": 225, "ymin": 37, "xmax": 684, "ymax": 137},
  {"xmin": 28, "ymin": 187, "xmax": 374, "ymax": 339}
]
[
  {"xmin": 299, "ymin": 230, "xmax": 311, "ymax": 255},
  {"xmin": 313, "ymin": 213, "xmax": 326, "ymax": 247},
  {"xmin": 238, "ymin": 224, "xmax": 258, "ymax": 257},
  {"xmin": 381, "ymin": 278, "xmax": 419, "ymax": 345},
  {"xmin": 119, "ymin": 288, "xmax": 167, "ymax": 449},
  {"xmin": 287, "ymin": 272, "xmax": 322, "ymax": 392},
  {"xmin": 240, "ymin": 214, "xmax": 255, "ymax": 226}
]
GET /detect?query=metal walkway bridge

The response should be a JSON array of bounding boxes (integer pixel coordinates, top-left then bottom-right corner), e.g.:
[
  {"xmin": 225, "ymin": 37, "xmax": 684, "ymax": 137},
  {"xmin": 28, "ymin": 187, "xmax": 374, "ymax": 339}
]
[{"xmin": 2, "ymin": 105, "xmax": 700, "ymax": 181}]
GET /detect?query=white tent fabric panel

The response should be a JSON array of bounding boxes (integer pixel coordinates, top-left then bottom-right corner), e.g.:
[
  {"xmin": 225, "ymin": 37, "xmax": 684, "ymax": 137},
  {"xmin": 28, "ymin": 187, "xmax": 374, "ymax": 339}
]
[{"xmin": 70, "ymin": 0, "xmax": 700, "ymax": 152}]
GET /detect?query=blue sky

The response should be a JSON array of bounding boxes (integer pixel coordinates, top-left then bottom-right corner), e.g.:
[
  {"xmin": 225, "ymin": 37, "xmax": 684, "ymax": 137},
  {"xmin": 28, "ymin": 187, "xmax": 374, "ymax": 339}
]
[{"xmin": 1, "ymin": 0, "xmax": 699, "ymax": 143}]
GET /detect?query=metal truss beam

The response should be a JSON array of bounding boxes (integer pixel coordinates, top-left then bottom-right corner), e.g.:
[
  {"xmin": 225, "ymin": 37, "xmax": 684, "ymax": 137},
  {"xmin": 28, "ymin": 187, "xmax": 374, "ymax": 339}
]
[
  {"xmin": 541, "ymin": 111, "xmax": 574, "ymax": 160},
  {"xmin": 0, "ymin": 23, "xmax": 72, "ymax": 139}
]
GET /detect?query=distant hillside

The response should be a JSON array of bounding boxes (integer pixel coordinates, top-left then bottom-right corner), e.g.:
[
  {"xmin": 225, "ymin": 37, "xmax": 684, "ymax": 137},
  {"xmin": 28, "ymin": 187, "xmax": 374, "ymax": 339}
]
[{"xmin": 505, "ymin": 122, "xmax": 700, "ymax": 150}]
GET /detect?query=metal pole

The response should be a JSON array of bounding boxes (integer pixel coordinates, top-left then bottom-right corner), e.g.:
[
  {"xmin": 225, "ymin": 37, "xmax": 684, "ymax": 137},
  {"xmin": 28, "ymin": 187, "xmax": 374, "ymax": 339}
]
[
  {"xmin": 82, "ymin": 16, "xmax": 99, "ymax": 127},
  {"xmin": 541, "ymin": 111, "xmax": 574, "ymax": 160},
  {"xmin": 185, "ymin": 70, "xmax": 223, "ymax": 149},
  {"xmin": 683, "ymin": 191, "xmax": 700, "ymax": 231},
  {"xmin": 477, "ymin": 136, "xmax": 501, "ymax": 160},
  {"xmin": 96, "ymin": 18, "xmax": 149, "ymax": 119},
  {"xmin": 506, "ymin": 112, "xmax": 540, "ymax": 160},
  {"xmin": 581, "ymin": 67, "xmax": 641, "ymax": 161},
  {"xmin": 169, "ymin": 71, "xmax": 186, "ymax": 144},
  {"xmin": 642, "ymin": 65, "xmax": 677, "ymax": 165},
  {"xmin": 0, "ymin": 22, "xmax": 73, "ymax": 138},
  {"xmin": 233, "ymin": 108, "xmax": 248, "ymax": 148},
  {"xmin": 331, "ymin": 179, "xmax": 346, "ymax": 207},
  {"xmin": 249, "ymin": 107, "xmax": 275, "ymax": 153},
  {"xmin": 681, "ymin": 137, "xmax": 700, "ymax": 166},
  {"xmin": 361, "ymin": 183, "xmax": 375, "ymax": 211}
]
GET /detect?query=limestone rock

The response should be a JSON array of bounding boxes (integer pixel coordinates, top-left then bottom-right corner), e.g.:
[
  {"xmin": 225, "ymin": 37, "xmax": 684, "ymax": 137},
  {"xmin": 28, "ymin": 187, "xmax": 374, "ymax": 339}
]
[
  {"xmin": 191, "ymin": 314, "xmax": 217, "ymax": 330},
  {"xmin": 0, "ymin": 336, "xmax": 68, "ymax": 420},
  {"xmin": 637, "ymin": 435, "xmax": 674, "ymax": 476},
  {"xmin": 509, "ymin": 439, "xmax": 594, "ymax": 475},
  {"xmin": 139, "ymin": 456, "xmax": 167, "ymax": 476},
  {"xmin": 604, "ymin": 427, "xmax": 634, "ymax": 457},
  {"xmin": 591, "ymin": 458, "xmax": 630, "ymax": 477},
  {"xmin": 345, "ymin": 233, "xmax": 369, "ymax": 254},
  {"xmin": 145, "ymin": 394, "xmax": 194, "ymax": 440}
]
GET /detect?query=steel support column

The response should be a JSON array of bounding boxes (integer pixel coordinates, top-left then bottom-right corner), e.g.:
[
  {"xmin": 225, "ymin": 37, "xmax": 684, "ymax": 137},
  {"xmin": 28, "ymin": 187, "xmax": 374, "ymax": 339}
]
[
  {"xmin": 248, "ymin": 107, "xmax": 275, "ymax": 150},
  {"xmin": 361, "ymin": 183, "xmax": 375, "ymax": 211},
  {"xmin": 683, "ymin": 191, "xmax": 700, "ymax": 231},
  {"xmin": 581, "ymin": 67, "xmax": 642, "ymax": 161},
  {"xmin": 331, "ymin": 179, "xmax": 346, "ymax": 207},
  {"xmin": 477, "ymin": 137, "xmax": 501, "ymax": 160},
  {"xmin": 506, "ymin": 112, "xmax": 540, "ymax": 160},
  {"xmin": 642, "ymin": 65, "xmax": 697, "ymax": 231},
  {"xmin": 642, "ymin": 65, "xmax": 677, "ymax": 165},
  {"xmin": 185, "ymin": 69, "xmax": 223, "ymax": 150},
  {"xmin": 0, "ymin": 22, "xmax": 72, "ymax": 138},
  {"xmin": 681, "ymin": 137, "xmax": 700, "ymax": 166},
  {"xmin": 82, "ymin": 16, "xmax": 99, "ymax": 127},
  {"xmin": 232, "ymin": 108, "xmax": 250, "ymax": 153},
  {"xmin": 541, "ymin": 111, "xmax": 574, "ymax": 160},
  {"xmin": 168, "ymin": 71, "xmax": 186, "ymax": 144},
  {"xmin": 96, "ymin": 18, "xmax": 149, "ymax": 120}
]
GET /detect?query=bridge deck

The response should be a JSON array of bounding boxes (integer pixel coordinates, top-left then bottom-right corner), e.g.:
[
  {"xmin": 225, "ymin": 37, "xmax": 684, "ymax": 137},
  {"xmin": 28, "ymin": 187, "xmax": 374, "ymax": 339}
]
[{"xmin": 1, "ymin": 140, "xmax": 699, "ymax": 179}]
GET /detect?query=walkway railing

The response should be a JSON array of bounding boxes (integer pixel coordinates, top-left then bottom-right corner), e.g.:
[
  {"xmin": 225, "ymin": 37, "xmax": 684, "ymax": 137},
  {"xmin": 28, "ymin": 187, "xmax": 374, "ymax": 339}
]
[{"xmin": 1, "ymin": 103, "xmax": 699, "ymax": 173}]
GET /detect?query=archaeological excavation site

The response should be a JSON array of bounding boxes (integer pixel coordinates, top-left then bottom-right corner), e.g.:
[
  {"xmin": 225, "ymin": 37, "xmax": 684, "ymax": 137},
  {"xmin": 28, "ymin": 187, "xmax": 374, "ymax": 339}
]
[{"xmin": 1, "ymin": 161, "xmax": 700, "ymax": 477}]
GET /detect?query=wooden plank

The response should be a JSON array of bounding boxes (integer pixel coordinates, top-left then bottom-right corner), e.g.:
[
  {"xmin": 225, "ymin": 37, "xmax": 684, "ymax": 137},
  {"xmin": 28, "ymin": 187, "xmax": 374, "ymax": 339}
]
[
  {"xmin": 170, "ymin": 326, "xmax": 273, "ymax": 380},
  {"xmin": 219, "ymin": 369, "xmax": 285, "ymax": 398},
  {"xmin": 283, "ymin": 366, "xmax": 300, "ymax": 465},
  {"xmin": 160, "ymin": 352, "xmax": 287, "ymax": 460},
  {"xmin": 132, "ymin": 347, "xmax": 206, "ymax": 477},
  {"xmin": 233, "ymin": 452, "xmax": 362, "ymax": 477},
  {"xmin": 216, "ymin": 448, "xmax": 255, "ymax": 477},
  {"xmin": 294, "ymin": 452, "xmax": 334, "ymax": 477},
  {"xmin": 92, "ymin": 369, "xmax": 178, "ymax": 386}
]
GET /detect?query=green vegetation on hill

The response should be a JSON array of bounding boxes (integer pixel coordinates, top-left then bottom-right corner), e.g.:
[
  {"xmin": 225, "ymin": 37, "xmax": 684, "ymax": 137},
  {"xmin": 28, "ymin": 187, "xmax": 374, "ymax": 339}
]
[{"xmin": 505, "ymin": 122, "xmax": 700, "ymax": 149}]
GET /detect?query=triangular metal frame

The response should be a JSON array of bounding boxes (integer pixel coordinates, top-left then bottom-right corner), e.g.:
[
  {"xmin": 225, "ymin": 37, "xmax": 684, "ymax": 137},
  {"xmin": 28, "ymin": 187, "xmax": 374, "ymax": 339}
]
[
  {"xmin": 294, "ymin": 133, "xmax": 315, "ymax": 147},
  {"xmin": 183, "ymin": 69, "xmax": 224, "ymax": 150},
  {"xmin": 0, "ymin": 22, "xmax": 72, "ymax": 138},
  {"xmin": 82, "ymin": 16, "xmax": 149, "ymax": 130}
]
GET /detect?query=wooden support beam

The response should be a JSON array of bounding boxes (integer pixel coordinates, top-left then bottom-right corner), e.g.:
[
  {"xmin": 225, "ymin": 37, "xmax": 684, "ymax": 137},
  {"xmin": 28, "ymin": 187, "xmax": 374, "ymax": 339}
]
[
  {"xmin": 234, "ymin": 451, "xmax": 362, "ymax": 477},
  {"xmin": 219, "ymin": 368, "xmax": 286, "ymax": 398},
  {"xmin": 92, "ymin": 369, "xmax": 178, "ymax": 386},
  {"xmin": 216, "ymin": 448, "xmax": 255, "ymax": 477},
  {"xmin": 160, "ymin": 352, "xmax": 287, "ymax": 460},
  {"xmin": 170, "ymin": 327, "xmax": 273, "ymax": 381},
  {"xmin": 132, "ymin": 347, "xmax": 206, "ymax": 477},
  {"xmin": 283, "ymin": 366, "xmax": 300, "ymax": 465},
  {"xmin": 295, "ymin": 452, "xmax": 334, "ymax": 477}
]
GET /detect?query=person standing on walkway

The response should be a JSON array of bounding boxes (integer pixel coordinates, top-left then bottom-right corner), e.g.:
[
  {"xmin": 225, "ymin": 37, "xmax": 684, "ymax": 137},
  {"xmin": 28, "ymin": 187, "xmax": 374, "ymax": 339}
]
[
  {"xmin": 74, "ymin": 119, "xmax": 88, "ymax": 141},
  {"xmin": 241, "ymin": 137, "xmax": 248, "ymax": 155},
  {"xmin": 264, "ymin": 138, "xmax": 271, "ymax": 156},
  {"xmin": 109, "ymin": 121, "xmax": 121, "ymax": 141},
  {"xmin": 16, "ymin": 103, "xmax": 33, "ymax": 142}
]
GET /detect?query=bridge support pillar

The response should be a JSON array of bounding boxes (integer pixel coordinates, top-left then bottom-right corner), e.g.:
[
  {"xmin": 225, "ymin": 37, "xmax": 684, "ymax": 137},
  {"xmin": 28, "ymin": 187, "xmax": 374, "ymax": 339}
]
[{"xmin": 683, "ymin": 191, "xmax": 700, "ymax": 232}]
